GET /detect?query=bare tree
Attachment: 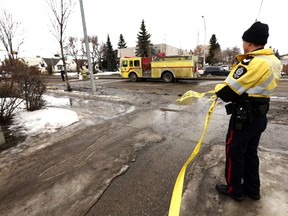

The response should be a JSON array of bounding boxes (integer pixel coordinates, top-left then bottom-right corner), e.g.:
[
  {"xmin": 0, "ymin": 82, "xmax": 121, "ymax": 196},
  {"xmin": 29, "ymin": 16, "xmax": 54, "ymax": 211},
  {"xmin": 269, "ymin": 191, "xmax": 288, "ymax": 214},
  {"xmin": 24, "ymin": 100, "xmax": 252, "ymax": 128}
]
[
  {"xmin": 79, "ymin": 36, "xmax": 103, "ymax": 73},
  {"xmin": 88, "ymin": 36, "xmax": 102, "ymax": 74},
  {"xmin": 66, "ymin": 36, "xmax": 81, "ymax": 71},
  {"xmin": 0, "ymin": 59, "xmax": 46, "ymax": 121},
  {"xmin": 99, "ymin": 42, "xmax": 107, "ymax": 71},
  {"xmin": 0, "ymin": 9, "xmax": 23, "ymax": 60},
  {"xmin": 194, "ymin": 44, "xmax": 209, "ymax": 68},
  {"xmin": 222, "ymin": 46, "xmax": 241, "ymax": 65},
  {"xmin": 46, "ymin": 0, "xmax": 75, "ymax": 91}
]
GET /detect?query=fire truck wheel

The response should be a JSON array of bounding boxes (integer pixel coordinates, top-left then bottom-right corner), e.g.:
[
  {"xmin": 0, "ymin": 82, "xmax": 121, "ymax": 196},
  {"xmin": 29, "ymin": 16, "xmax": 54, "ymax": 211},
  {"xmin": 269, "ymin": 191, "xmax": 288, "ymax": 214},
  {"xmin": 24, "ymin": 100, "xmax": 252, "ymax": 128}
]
[
  {"xmin": 129, "ymin": 73, "xmax": 138, "ymax": 82},
  {"xmin": 162, "ymin": 72, "xmax": 174, "ymax": 83}
]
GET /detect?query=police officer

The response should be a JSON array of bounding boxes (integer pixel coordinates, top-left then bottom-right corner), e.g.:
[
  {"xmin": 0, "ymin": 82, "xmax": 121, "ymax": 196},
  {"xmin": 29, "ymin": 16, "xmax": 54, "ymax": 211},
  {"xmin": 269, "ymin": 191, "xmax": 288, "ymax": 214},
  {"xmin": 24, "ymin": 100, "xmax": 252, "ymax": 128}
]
[{"xmin": 214, "ymin": 21, "xmax": 282, "ymax": 201}]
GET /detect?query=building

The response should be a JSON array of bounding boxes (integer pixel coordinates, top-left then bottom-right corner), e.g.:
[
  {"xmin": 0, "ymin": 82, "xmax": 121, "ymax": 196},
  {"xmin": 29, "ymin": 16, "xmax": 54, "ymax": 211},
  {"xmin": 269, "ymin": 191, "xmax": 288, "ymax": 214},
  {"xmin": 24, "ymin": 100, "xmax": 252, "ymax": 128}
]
[
  {"xmin": 22, "ymin": 56, "xmax": 47, "ymax": 73},
  {"xmin": 117, "ymin": 43, "xmax": 190, "ymax": 58},
  {"xmin": 23, "ymin": 56, "xmax": 78, "ymax": 73}
]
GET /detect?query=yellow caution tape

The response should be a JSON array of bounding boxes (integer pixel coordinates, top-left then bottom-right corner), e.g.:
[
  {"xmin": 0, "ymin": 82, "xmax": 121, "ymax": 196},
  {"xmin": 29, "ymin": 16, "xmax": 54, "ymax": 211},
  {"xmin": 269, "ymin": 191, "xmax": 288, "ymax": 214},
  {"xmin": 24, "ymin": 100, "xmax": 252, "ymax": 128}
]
[
  {"xmin": 169, "ymin": 90, "xmax": 218, "ymax": 216},
  {"xmin": 177, "ymin": 90, "xmax": 215, "ymax": 102}
]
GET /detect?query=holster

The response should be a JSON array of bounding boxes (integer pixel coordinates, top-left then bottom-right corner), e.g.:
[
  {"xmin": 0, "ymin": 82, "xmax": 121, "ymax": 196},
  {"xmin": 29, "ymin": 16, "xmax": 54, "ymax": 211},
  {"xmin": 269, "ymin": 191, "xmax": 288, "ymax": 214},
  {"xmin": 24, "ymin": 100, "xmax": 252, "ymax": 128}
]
[
  {"xmin": 234, "ymin": 104, "xmax": 247, "ymax": 130},
  {"xmin": 225, "ymin": 100, "xmax": 253, "ymax": 130},
  {"xmin": 225, "ymin": 103, "xmax": 233, "ymax": 115}
]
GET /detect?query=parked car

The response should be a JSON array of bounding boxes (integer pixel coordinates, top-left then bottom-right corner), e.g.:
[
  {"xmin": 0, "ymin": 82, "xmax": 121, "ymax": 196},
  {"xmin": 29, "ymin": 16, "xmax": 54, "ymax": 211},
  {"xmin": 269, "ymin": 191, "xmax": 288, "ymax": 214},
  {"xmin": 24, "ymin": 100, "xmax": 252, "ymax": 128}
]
[
  {"xmin": 221, "ymin": 65, "xmax": 230, "ymax": 71},
  {"xmin": 198, "ymin": 69, "xmax": 204, "ymax": 75},
  {"xmin": 204, "ymin": 66, "xmax": 230, "ymax": 76}
]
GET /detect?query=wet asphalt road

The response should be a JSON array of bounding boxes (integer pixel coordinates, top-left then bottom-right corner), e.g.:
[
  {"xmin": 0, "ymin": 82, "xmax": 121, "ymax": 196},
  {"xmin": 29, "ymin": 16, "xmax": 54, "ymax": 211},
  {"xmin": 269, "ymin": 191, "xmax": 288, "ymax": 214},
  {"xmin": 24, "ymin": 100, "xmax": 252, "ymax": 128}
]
[{"xmin": 0, "ymin": 76, "xmax": 287, "ymax": 216}]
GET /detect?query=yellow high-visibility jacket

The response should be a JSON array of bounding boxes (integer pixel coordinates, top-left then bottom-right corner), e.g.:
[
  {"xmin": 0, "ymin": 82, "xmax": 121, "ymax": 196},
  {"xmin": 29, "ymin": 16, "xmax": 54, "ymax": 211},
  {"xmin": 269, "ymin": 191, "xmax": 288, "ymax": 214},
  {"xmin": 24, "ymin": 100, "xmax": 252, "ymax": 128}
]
[{"xmin": 215, "ymin": 48, "xmax": 282, "ymax": 102}]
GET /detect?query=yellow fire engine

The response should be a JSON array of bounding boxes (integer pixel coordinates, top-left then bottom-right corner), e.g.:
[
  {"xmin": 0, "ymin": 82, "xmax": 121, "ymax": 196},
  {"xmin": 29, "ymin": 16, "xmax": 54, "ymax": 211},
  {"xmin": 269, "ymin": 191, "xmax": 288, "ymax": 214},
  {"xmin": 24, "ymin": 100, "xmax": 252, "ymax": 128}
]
[{"xmin": 120, "ymin": 54, "xmax": 199, "ymax": 82}]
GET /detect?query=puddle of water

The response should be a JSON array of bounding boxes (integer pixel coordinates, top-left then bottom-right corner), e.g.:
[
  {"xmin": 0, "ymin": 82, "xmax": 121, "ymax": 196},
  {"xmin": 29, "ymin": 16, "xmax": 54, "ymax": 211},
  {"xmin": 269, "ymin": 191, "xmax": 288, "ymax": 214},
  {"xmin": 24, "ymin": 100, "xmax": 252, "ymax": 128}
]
[
  {"xmin": 101, "ymin": 106, "xmax": 135, "ymax": 120},
  {"xmin": 128, "ymin": 109, "xmax": 175, "ymax": 129},
  {"xmin": 197, "ymin": 81, "xmax": 222, "ymax": 86},
  {"xmin": 129, "ymin": 102, "xmax": 204, "ymax": 130},
  {"xmin": 44, "ymin": 94, "xmax": 135, "ymax": 120}
]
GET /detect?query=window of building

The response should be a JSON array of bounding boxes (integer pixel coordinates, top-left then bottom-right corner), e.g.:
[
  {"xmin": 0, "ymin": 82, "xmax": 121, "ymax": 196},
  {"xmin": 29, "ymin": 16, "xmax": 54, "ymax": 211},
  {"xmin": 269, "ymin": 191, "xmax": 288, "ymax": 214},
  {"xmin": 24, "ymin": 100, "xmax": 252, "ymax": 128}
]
[{"xmin": 57, "ymin": 65, "xmax": 63, "ymax": 70}]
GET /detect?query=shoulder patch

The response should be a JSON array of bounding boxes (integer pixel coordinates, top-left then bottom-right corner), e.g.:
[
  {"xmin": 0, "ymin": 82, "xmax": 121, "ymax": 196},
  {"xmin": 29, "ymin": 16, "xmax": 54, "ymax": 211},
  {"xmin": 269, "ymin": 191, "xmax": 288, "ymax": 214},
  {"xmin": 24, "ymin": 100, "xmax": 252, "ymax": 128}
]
[
  {"xmin": 233, "ymin": 66, "xmax": 247, "ymax": 79},
  {"xmin": 241, "ymin": 56, "xmax": 254, "ymax": 65}
]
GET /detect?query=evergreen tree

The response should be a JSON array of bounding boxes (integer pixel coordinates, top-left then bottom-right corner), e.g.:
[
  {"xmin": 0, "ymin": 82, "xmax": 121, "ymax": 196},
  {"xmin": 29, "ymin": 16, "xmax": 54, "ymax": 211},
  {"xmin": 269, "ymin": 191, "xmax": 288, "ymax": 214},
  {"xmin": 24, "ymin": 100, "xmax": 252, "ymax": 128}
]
[
  {"xmin": 206, "ymin": 34, "xmax": 221, "ymax": 65},
  {"xmin": 136, "ymin": 19, "xmax": 153, "ymax": 57},
  {"xmin": 105, "ymin": 35, "xmax": 117, "ymax": 71},
  {"xmin": 118, "ymin": 34, "xmax": 127, "ymax": 49},
  {"xmin": 99, "ymin": 43, "xmax": 107, "ymax": 70}
]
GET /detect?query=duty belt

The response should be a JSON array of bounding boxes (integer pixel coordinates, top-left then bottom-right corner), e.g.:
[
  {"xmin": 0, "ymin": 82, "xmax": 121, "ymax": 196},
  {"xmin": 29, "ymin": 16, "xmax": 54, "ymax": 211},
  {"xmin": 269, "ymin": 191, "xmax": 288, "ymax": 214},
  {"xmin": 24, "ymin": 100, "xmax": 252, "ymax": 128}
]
[{"xmin": 225, "ymin": 100, "xmax": 269, "ymax": 130}]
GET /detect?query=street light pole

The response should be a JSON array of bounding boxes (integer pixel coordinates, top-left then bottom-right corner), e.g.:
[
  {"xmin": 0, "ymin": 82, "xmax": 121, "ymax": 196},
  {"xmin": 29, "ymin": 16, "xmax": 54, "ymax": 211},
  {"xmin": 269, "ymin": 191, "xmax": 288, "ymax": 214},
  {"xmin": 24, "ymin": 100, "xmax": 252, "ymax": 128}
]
[
  {"xmin": 202, "ymin": 15, "xmax": 206, "ymax": 68},
  {"xmin": 79, "ymin": 0, "xmax": 96, "ymax": 95}
]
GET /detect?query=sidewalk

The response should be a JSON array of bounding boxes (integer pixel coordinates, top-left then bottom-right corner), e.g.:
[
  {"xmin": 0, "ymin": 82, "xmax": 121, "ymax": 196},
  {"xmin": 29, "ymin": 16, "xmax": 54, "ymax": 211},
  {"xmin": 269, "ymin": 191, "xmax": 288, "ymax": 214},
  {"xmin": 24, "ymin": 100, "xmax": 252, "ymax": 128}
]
[{"xmin": 180, "ymin": 144, "xmax": 288, "ymax": 216}]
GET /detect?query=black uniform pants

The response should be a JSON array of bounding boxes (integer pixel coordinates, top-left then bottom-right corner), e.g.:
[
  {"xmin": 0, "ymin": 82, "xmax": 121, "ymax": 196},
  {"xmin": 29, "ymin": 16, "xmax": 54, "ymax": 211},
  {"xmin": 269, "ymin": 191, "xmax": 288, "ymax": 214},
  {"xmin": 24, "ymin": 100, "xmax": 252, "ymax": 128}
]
[{"xmin": 225, "ymin": 114, "xmax": 267, "ymax": 196}]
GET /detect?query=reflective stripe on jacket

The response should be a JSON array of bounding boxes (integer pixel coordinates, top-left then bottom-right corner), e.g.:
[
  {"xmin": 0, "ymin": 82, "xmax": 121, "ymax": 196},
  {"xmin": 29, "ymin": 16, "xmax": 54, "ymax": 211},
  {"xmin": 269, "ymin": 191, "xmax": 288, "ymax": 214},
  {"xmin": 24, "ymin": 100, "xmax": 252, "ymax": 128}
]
[{"xmin": 215, "ymin": 48, "xmax": 282, "ymax": 98}]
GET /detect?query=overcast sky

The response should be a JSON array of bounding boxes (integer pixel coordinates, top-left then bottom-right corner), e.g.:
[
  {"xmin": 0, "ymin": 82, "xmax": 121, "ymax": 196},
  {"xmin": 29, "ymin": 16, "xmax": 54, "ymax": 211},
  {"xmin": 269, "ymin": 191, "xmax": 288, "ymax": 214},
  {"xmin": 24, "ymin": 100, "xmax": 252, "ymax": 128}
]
[{"xmin": 1, "ymin": 0, "xmax": 287, "ymax": 59}]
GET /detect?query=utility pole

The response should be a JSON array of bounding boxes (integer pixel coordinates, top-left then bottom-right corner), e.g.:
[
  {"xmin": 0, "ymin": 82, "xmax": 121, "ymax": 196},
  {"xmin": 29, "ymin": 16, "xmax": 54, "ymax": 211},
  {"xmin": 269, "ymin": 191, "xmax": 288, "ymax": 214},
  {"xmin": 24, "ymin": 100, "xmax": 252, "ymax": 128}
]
[
  {"xmin": 79, "ymin": 0, "xmax": 96, "ymax": 95},
  {"xmin": 202, "ymin": 16, "xmax": 206, "ymax": 68},
  {"xmin": 256, "ymin": 0, "xmax": 264, "ymax": 21}
]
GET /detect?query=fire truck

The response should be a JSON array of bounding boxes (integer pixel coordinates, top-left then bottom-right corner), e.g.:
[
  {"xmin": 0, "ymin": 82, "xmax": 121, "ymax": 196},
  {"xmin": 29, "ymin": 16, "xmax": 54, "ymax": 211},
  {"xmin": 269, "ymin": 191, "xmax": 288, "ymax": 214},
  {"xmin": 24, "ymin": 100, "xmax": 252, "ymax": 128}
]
[{"xmin": 119, "ymin": 54, "xmax": 199, "ymax": 82}]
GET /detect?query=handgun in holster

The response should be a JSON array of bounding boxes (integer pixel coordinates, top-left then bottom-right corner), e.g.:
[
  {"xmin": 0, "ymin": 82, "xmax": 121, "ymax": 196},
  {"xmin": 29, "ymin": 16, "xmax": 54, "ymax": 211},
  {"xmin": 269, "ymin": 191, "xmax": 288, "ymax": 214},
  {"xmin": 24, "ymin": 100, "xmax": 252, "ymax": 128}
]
[{"xmin": 234, "ymin": 105, "xmax": 247, "ymax": 130}]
